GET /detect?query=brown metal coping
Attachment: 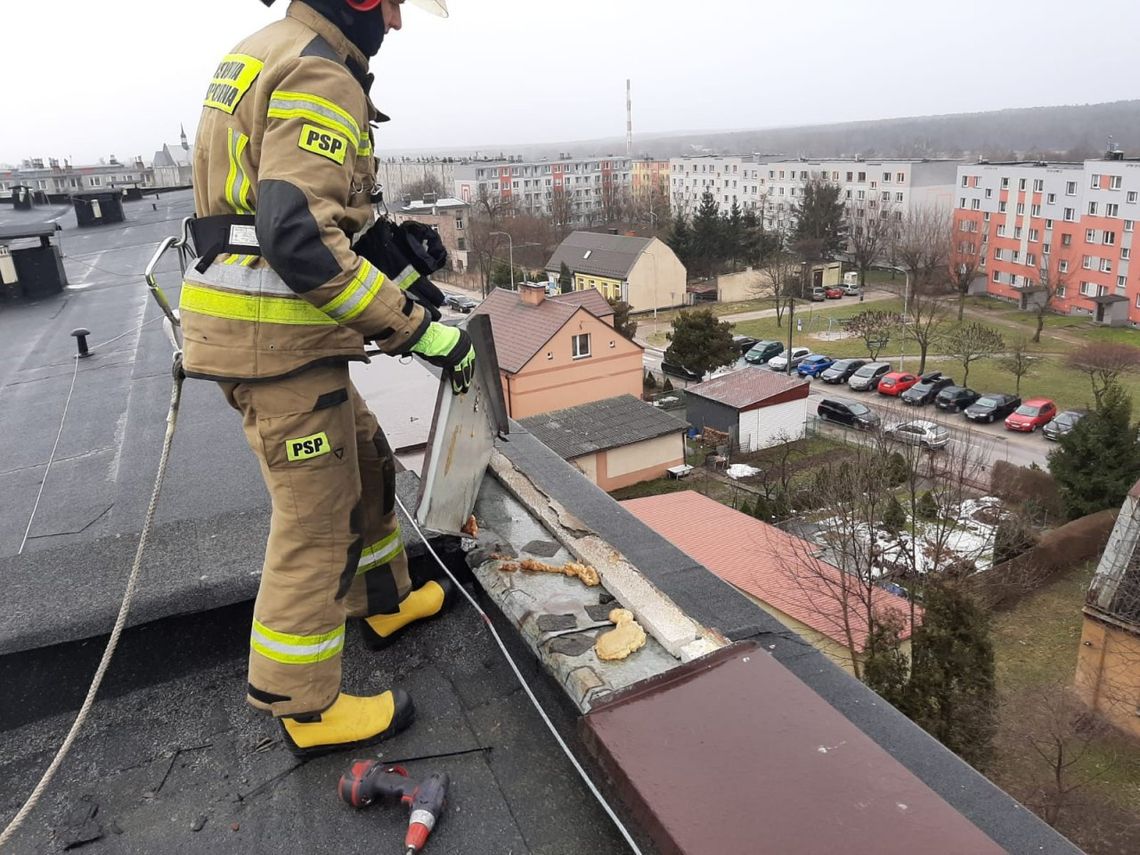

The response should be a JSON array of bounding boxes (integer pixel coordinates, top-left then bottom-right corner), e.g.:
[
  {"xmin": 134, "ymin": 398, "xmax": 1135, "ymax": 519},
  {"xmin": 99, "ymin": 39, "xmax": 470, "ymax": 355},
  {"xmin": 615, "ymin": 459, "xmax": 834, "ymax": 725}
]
[{"xmin": 581, "ymin": 640, "xmax": 1004, "ymax": 855}]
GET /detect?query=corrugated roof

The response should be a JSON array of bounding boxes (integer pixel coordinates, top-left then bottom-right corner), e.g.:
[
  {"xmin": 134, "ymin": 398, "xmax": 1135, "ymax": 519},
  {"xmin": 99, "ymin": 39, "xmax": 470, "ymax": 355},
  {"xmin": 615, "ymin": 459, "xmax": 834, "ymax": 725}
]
[
  {"xmin": 519, "ymin": 395, "xmax": 688, "ymax": 459},
  {"xmin": 686, "ymin": 367, "xmax": 809, "ymax": 410},
  {"xmin": 620, "ymin": 491, "xmax": 916, "ymax": 652},
  {"xmin": 545, "ymin": 231, "xmax": 652, "ymax": 280},
  {"xmin": 470, "ymin": 287, "xmax": 614, "ymax": 374}
]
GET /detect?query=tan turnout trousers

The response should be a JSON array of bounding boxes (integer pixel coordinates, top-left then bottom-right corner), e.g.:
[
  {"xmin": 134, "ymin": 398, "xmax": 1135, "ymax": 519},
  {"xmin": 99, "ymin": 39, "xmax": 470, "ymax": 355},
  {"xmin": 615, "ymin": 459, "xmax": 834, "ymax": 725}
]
[{"xmin": 222, "ymin": 364, "xmax": 412, "ymax": 717}]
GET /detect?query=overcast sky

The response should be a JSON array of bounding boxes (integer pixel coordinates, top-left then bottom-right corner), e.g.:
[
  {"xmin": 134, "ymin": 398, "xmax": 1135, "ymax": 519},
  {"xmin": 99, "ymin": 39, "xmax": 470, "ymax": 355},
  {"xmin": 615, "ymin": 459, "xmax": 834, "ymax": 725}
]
[{"xmin": 3, "ymin": 0, "xmax": 1138, "ymax": 165}]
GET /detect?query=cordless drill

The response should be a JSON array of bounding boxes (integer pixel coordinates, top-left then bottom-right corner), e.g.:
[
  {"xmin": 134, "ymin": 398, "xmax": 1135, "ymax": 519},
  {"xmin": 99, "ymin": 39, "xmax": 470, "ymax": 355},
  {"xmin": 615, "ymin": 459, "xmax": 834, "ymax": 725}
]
[{"xmin": 338, "ymin": 761, "xmax": 450, "ymax": 854}]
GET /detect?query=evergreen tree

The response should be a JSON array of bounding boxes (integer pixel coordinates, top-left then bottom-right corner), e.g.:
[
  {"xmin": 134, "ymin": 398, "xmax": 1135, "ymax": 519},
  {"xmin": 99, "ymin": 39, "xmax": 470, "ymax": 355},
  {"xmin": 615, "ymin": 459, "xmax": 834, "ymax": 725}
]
[
  {"xmin": 902, "ymin": 581, "xmax": 997, "ymax": 768},
  {"xmin": 1049, "ymin": 382, "xmax": 1140, "ymax": 518},
  {"xmin": 664, "ymin": 308, "xmax": 738, "ymax": 377},
  {"xmin": 607, "ymin": 298, "xmax": 638, "ymax": 342},
  {"xmin": 691, "ymin": 191, "xmax": 724, "ymax": 278},
  {"xmin": 792, "ymin": 178, "xmax": 845, "ymax": 260},
  {"xmin": 559, "ymin": 261, "xmax": 574, "ymax": 294},
  {"xmin": 666, "ymin": 215, "xmax": 693, "ymax": 270},
  {"xmin": 862, "ymin": 615, "xmax": 910, "ymax": 708},
  {"xmin": 724, "ymin": 200, "xmax": 744, "ymax": 270},
  {"xmin": 882, "ymin": 495, "xmax": 907, "ymax": 534}
]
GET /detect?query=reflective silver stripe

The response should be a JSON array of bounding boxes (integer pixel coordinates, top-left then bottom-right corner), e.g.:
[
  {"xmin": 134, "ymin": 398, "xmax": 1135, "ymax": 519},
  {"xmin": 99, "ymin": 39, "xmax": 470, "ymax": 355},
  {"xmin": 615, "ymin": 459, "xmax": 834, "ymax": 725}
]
[
  {"xmin": 322, "ymin": 263, "xmax": 383, "ymax": 322},
  {"xmin": 357, "ymin": 533, "xmax": 403, "ymax": 574},
  {"xmin": 267, "ymin": 94, "xmax": 361, "ymax": 148},
  {"xmin": 185, "ymin": 261, "xmax": 295, "ymax": 298},
  {"xmin": 393, "ymin": 265, "xmax": 420, "ymax": 291},
  {"xmin": 250, "ymin": 623, "xmax": 345, "ymax": 663}
]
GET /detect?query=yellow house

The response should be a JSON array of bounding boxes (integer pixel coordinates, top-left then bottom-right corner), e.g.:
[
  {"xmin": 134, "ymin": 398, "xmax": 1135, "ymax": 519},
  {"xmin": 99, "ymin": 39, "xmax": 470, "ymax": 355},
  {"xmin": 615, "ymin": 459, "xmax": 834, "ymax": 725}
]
[{"xmin": 546, "ymin": 230, "xmax": 686, "ymax": 313}]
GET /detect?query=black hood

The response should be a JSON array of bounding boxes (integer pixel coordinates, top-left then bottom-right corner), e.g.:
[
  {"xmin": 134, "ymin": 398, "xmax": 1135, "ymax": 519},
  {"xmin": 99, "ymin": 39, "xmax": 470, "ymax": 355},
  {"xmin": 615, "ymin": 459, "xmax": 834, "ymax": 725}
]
[{"xmin": 300, "ymin": 0, "xmax": 385, "ymax": 57}]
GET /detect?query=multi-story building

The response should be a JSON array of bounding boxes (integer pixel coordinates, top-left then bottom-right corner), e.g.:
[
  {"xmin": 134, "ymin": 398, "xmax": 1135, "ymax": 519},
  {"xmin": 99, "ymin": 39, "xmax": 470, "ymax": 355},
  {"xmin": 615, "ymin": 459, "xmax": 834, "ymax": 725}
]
[
  {"xmin": 954, "ymin": 152, "xmax": 1140, "ymax": 326},
  {"xmin": 453, "ymin": 155, "xmax": 632, "ymax": 225},
  {"xmin": 377, "ymin": 158, "xmax": 457, "ymax": 207},
  {"xmin": 668, "ymin": 156, "xmax": 958, "ymax": 231},
  {"xmin": 630, "ymin": 157, "xmax": 670, "ymax": 218},
  {"xmin": 1, "ymin": 155, "xmax": 153, "ymax": 197}
]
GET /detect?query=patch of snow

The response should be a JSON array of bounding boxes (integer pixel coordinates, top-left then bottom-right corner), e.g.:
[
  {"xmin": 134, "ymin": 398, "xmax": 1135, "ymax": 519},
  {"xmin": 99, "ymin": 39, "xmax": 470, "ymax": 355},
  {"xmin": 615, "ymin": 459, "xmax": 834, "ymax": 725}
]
[{"xmin": 726, "ymin": 463, "xmax": 762, "ymax": 479}]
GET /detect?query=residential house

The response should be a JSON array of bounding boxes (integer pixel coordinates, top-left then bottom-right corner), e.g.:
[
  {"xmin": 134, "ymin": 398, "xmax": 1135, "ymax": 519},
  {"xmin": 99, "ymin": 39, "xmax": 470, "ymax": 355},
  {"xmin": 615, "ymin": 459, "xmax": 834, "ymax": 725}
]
[
  {"xmin": 545, "ymin": 230, "xmax": 686, "ymax": 313},
  {"xmin": 519, "ymin": 394, "xmax": 688, "ymax": 491},
  {"xmin": 470, "ymin": 284, "xmax": 643, "ymax": 418},
  {"xmin": 1075, "ymin": 478, "xmax": 1140, "ymax": 737},
  {"xmin": 396, "ymin": 196, "xmax": 470, "ymax": 273},
  {"xmin": 685, "ymin": 368, "xmax": 810, "ymax": 451},
  {"xmin": 622, "ymin": 490, "xmax": 918, "ymax": 674}
]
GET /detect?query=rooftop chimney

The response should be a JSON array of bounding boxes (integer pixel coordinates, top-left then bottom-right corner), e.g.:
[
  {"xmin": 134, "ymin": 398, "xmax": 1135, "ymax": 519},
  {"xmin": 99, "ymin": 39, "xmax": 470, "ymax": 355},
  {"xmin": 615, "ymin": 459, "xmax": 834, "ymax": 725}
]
[{"xmin": 519, "ymin": 282, "xmax": 546, "ymax": 307}]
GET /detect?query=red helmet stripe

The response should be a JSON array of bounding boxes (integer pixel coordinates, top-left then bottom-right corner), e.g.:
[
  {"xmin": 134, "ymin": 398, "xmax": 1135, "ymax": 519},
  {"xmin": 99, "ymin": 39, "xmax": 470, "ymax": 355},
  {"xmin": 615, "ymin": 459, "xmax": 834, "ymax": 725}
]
[{"xmin": 346, "ymin": 0, "xmax": 383, "ymax": 10}]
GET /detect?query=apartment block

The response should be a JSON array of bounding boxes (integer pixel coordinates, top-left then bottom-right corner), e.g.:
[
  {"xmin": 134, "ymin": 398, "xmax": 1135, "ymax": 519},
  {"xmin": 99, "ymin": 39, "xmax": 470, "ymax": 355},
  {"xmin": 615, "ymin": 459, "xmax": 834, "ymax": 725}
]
[
  {"xmin": 1, "ymin": 155, "xmax": 153, "ymax": 196},
  {"xmin": 630, "ymin": 157, "xmax": 670, "ymax": 212},
  {"xmin": 668, "ymin": 156, "xmax": 958, "ymax": 230},
  {"xmin": 453, "ymin": 155, "xmax": 632, "ymax": 224},
  {"xmin": 954, "ymin": 152, "xmax": 1140, "ymax": 326}
]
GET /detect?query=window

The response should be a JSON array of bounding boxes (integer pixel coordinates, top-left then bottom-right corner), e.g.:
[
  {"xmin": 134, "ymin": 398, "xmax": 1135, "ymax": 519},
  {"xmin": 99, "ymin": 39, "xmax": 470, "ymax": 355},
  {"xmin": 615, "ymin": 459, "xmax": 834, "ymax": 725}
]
[
  {"xmin": 992, "ymin": 270, "xmax": 1001, "ymax": 282},
  {"xmin": 1027, "ymin": 253, "xmax": 1036, "ymax": 266},
  {"xmin": 971, "ymin": 199, "xmax": 981, "ymax": 210},
  {"xmin": 996, "ymin": 225, "xmax": 1007, "ymax": 237},
  {"xmin": 1019, "ymin": 178, "xmax": 1027, "ymax": 191},
  {"xmin": 1061, "ymin": 233, "xmax": 1073, "ymax": 246},
  {"xmin": 1124, "ymin": 247, "xmax": 1132, "ymax": 260},
  {"xmin": 1016, "ymin": 202, "xmax": 1025, "ymax": 214},
  {"xmin": 1012, "ymin": 250, "xmax": 1021, "ymax": 262},
  {"xmin": 455, "ymin": 218, "xmax": 464, "ymax": 230},
  {"xmin": 994, "ymin": 248, "xmax": 1004, "ymax": 261},
  {"xmin": 1111, "ymin": 175, "xmax": 1123, "ymax": 190},
  {"xmin": 1045, "ymin": 218, "xmax": 1054, "ymax": 228},
  {"xmin": 897, "ymin": 172, "xmax": 905, "ymax": 183},
  {"xmin": 1082, "ymin": 255, "xmax": 1094, "ymax": 269},
  {"xmin": 1101, "ymin": 259, "xmax": 1113, "ymax": 273},
  {"xmin": 1091, "ymin": 174, "xmax": 1101, "ymax": 189},
  {"xmin": 1029, "ymin": 228, "xmax": 1039, "ymax": 242},
  {"xmin": 1001, "ymin": 177, "xmax": 1010, "ymax": 189},
  {"xmin": 1064, "ymin": 208, "xmax": 1076, "ymax": 222},
  {"xmin": 457, "ymin": 237, "xmax": 466, "ymax": 251},
  {"xmin": 1086, "ymin": 228, "xmax": 1098, "ymax": 243},
  {"xmin": 858, "ymin": 172, "xmax": 866, "ymax": 182},
  {"xmin": 1043, "ymin": 242, "xmax": 1051, "ymax": 255},
  {"xmin": 1034, "ymin": 179, "xmax": 1044, "ymax": 192},
  {"xmin": 959, "ymin": 197, "xmax": 966, "ymax": 208},
  {"xmin": 1057, "ymin": 285, "xmax": 1066, "ymax": 298},
  {"xmin": 845, "ymin": 171, "xmax": 853, "ymax": 182},
  {"xmin": 1127, "ymin": 220, "xmax": 1135, "ymax": 232},
  {"xmin": 1129, "ymin": 191, "xmax": 1138, "ymax": 203},
  {"xmin": 571, "ymin": 333, "xmax": 591, "ymax": 359},
  {"xmin": 1031, "ymin": 204, "xmax": 1041, "ymax": 216},
  {"xmin": 896, "ymin": 192, "xmax": 904, "ymax": 203},
  {"xmin": 1014, "ymin": 227, "xmax": 1023, "ymax": 239},
  {"xmin": 961, "ymin": 175, "xmax": 969, "ymax": 187},
  {"xmin": 1107, "ymin": 203, "xmax": 1120, "ymax": 217},
  {"xmin": 1047, "ymin": 192, "xmax": 1056, "ymax": 203},
  {"xmin": 999, "ymin": 201, "xmax": 1008, "ymax": 213},
  {"xmin": 1119, "ymin": 275, "xmax": 1127, "ymax": 288},
  {"xmin": 1089, "ymin": 202, "xmax": 1099, "ymax": 216},
  {"xmin": 1066, "ymin": 181, "xmax": 1077, "ymax": 196},
  {"xmin": 1104, "ymin": 231, "xmax": 1116, "ymax": 245}
]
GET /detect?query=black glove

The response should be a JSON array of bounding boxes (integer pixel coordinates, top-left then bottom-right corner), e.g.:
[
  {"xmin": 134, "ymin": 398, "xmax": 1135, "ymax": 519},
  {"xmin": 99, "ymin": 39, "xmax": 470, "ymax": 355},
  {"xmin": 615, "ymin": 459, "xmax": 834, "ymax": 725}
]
[
  {"xmin": 354, "ymin": 219, "xmax": 447, "ymax": 321},
  {"xmin": 409, "ymin": 322, "xmax": 476, "ymax": 395}
]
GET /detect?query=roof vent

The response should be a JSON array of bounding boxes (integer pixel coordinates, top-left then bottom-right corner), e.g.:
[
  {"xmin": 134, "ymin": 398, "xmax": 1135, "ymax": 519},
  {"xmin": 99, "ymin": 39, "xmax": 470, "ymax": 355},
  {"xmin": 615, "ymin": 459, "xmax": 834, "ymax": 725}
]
[{"xmin": 583, "ymin": 250, "xmax": 592, "ymax": 259}]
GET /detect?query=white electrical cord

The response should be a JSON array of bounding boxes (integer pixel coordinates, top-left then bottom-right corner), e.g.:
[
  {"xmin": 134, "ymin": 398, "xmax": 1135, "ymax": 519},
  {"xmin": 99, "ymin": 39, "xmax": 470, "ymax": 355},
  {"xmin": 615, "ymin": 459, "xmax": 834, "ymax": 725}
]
[
  {"xmin": 392, "ymin": 494, "xmax": 645, "ymax": 855},
  {"xmin": 0, "ymin": 369, "xmax": 184, "ymax": 849}
]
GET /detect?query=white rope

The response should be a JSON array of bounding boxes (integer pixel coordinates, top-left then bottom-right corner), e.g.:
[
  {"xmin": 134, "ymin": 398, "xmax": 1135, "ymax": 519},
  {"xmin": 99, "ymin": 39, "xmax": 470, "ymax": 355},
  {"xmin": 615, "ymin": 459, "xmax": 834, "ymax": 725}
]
[
  {"xmin": 392, "ymin": 494, "xmax": 645, "ymax": 855},
  {"xmin": 0, "ymin": 369, "xmax": 184, "ymax": 850},
  {"xmin": 18, "ymin": 355, "xmax": 81, "ymax": 556}
]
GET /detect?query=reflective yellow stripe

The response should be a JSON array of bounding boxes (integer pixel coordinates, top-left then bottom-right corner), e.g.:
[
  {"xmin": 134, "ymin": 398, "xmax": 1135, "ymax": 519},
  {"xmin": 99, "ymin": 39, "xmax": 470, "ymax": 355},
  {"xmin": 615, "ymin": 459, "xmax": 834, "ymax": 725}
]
[
  {"xmin": 226, "ymin": 128, "xmax": 254, "ymax": 215},
  {"xmin": 250, "ymin": 619, "xmax": 344, "ymax": 665},
  {"xmin": 357, "ymin": 529, "xmax": 404, "ymax": 574},
  {"xmin": 180, "ymin": 282, "xmax": 336, "ymax": 326},
  {"xmin": 320, "ymin": 261, "xmax": 384, "ymax": 323},
  {"xmin": 222, "ymin": 253, "xmax": 256, "ymax": 266},
  {"xmin": 267, "ymin": 91, "xmax": 361, "ymax": 149},
  {"xmin": 392, "ymin": 265, "xmax": 420, "ymax": 292}
]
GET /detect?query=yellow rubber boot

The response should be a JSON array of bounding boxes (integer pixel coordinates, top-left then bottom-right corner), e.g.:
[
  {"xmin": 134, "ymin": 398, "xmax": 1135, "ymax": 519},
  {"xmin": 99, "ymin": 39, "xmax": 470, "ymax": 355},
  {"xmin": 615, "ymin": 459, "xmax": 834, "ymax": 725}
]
[
  {"xmin": 361, "ymin": 579, "xmax": 452, "ymax": 650},
  {"xmin": 279, "ymin": 689, "xmax": 415, "ymax": 758}
]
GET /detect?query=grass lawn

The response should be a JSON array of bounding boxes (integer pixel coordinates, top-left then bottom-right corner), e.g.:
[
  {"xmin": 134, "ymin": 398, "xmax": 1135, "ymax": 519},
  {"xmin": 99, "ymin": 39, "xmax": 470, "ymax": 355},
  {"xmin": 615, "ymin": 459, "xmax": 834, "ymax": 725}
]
[
  {"xmin": 988, "ymin": 563, "xmax": 1140, "ymax": 853},
  {"xmin": 732, "ymin": 298, "xmax": 907, "ymax": 359}
]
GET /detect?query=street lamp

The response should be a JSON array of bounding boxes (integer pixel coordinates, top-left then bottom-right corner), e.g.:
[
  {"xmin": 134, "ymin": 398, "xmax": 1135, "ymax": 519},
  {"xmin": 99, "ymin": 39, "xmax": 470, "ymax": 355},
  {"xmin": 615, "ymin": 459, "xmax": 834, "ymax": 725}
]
[{"xmin": 489, "ymin": 230, "xmax": 514, "ymax": 290}]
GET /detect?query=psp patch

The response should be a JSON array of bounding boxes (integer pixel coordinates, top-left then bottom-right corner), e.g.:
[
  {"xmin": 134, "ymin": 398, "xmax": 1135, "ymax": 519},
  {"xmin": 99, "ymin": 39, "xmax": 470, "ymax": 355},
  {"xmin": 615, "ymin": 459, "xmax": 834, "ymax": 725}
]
[
  {"xmin": 285, "ymin": 431, "xmax": 331, "ymax": 462},
  {"xmin": 298, "ymin": 124, "xmax": 348, "ymax": 165},
  {"xmin": 203, "ymin": 53, "xmax": 264, "ymax": 114}
]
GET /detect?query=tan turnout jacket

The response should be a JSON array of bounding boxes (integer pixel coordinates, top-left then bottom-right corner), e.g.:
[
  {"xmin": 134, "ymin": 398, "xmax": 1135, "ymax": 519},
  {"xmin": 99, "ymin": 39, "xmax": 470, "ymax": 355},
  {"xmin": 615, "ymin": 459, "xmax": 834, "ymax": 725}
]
[{"xmin": 181, "ymin": 2, "xmax": 426, "ymax": 382}]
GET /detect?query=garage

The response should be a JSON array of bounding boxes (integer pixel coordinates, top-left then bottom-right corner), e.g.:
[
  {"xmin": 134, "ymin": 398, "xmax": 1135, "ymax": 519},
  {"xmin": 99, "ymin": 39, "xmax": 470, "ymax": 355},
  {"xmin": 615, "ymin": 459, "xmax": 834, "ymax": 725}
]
[{"xmin": 685, "ymin": 368, "xmax": 809, "ymax": 452}]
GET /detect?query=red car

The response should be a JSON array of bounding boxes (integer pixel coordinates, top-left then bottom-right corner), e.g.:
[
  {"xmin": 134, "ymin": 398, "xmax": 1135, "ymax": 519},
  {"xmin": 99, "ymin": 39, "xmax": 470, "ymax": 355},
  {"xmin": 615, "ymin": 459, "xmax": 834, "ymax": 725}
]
[
  {"xmin": 1004, "ymin": 398, "xmax": 1057, "ymax": 432},
  {"xmin": 824, "ymin": 287, "xmax": 844, "ymax": 299},
  {"xmin": 876, "ymin": 372, "xmax": 919, "ymax": 396}
]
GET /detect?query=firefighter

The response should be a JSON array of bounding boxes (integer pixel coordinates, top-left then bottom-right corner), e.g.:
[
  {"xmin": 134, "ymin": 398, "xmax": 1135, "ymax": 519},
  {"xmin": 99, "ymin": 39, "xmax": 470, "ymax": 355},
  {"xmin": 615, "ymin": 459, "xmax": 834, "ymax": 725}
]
[{"xmin": 180, "ymin": 0, "xmax": 468, "ymax": 757}]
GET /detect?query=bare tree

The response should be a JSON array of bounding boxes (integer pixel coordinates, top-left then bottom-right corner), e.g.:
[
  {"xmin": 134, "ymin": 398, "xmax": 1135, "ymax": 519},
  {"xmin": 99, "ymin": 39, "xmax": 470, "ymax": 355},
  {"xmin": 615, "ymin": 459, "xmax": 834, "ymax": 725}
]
[
  {"xmin": 944, "ymin": 321, "xmax": 1004, "ymax": 388},
  {"xmin": 844, "ymin": 310, "xmax": 902, "ymax": 361},
  {"xmin": 893, "ymin": 205, "xmax": 952, "ymax": 311},
  {"xmin": 401, "ymin": 173, "xmax": 446, "ymax": 203},
  {"xmin": 1000, "ymin": 337, "xmax": 1037, "ymax": 395},
  {"xmin": 846, "ymin": 199, "xmax": 892, "ymax": 296},
  {"xmin": 948, "ymin": 224, "xmax": 987, "ymax": 321},
  {"xmin": 468, "ymin": 188, "xmax": 514, "ymax": 297},
  {"xmin": 904, "ymin": 291, "xmax": 950, "ymax": 374},
  {"xmin": 1071, "ymin": 341, "xmax": 1140, "ymax": 407},
  {"xmin": 755, "ymin": 223, "xmax": 799, "ymax": 328},
  {"xmin": 1027, "ymin": 254, "xmax": 1072, "ymax": 344}
]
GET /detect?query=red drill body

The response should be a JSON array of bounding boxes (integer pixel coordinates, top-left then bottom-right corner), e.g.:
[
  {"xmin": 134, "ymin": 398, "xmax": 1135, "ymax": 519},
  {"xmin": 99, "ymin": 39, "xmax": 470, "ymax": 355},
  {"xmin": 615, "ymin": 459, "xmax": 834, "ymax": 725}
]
[{"xmin": 338, "ymin": 761, "xmax": 449, "ymax": 853}]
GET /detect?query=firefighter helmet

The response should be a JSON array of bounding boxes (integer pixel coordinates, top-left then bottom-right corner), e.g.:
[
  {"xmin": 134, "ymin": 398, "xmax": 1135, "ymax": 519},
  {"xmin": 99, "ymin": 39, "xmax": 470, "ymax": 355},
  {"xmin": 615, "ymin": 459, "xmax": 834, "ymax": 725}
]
[{"xmin": 260, "ymin": 0, "xmax": 447, "ymax": 14}]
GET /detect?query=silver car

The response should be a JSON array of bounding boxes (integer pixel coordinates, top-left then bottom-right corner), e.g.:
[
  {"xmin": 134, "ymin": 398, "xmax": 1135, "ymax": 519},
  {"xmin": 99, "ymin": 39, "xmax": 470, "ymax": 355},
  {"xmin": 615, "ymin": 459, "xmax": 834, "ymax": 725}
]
[
  {"xmin": 884, "ymin": 420, "xmax": 950, "ymax": 450},
  {"xmin": 768, "ymin": 346, "xmax": 811, "ymax": 372}
]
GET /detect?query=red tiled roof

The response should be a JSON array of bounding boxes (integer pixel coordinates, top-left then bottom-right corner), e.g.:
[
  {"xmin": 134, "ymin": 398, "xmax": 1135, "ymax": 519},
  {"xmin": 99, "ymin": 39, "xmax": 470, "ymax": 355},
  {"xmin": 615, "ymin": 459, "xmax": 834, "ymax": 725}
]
[
  {"xmin": 620, "ymin": 491, "xmax": 916, "ymax": 652},
  {"xmin": 470, "ymin": 288, "xmax": 617, "ymax": 374},
  {"xmin": 686, "ymin": 368, "xmax": 809, "ymax": 411}
]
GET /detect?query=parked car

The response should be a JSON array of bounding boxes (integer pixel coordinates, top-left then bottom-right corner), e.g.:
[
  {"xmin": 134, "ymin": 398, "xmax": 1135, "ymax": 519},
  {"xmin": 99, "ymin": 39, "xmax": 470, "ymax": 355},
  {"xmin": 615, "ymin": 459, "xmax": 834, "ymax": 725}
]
[
  {"xmin": 768, "ymin": 346, "xmax": 812, "ymax": 372},
  {"xmin": 732, "ymin": 335, "xmax": 760, "ymax": 355},
  {"xmin": 934, "ymin": 385, "xmax": 980, "ymax": 413},
  {"xmin": 900, "ymin": 373, "xmax": 954, "ymax": 406},
  {"xmin": 1043, "ymin": 410, "xmax": 1086, "ymax": 441},
  {"xmin": 661, "ymin": 359, "xmax": 703, "ymax": 381},
  {"xmin": 817, "ymin": 399, "xmax": 880, "ymax": 431},
  {"xmin": 824, "ymin": 286, "xmax": 844, "ymax": 299},
  {"xmin": 884, "ymin": 420, "xmax": 951, "ymax": 450},
  {"xmin": 1004, "ymin": 398, "xmax": 1058, "ymax": 433},
  {"xmin": 445, "ymin": 294, "xmax": 478, "ymax": 313},
  {"xmin": 964, "ymin": 393, "xmax": 1021, "ymax": 424},
  {"xmin": 848, "ymin": 361, "xmax": 892, "ymax": 392},
  {"xmin": 797, "ymin": 354, "xmax": 835, "ymax": 378},
  {"xmin": 810, "ymin": 286, "xmax": 826, "ymax": 302},
  {"xmin": 820, "ymin": 358, "xmax": 866, "ymax": 384},
  {"xmin": 744, "ymin": 340, "xmax": 784, "ymax": 365},
  {"xmin": 876, "ymin": 371, "xmax": 920, "ymax": 397},
  {"xmin": 842, "ymin": 282, "xmax": 862, "ymax": 297}
]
